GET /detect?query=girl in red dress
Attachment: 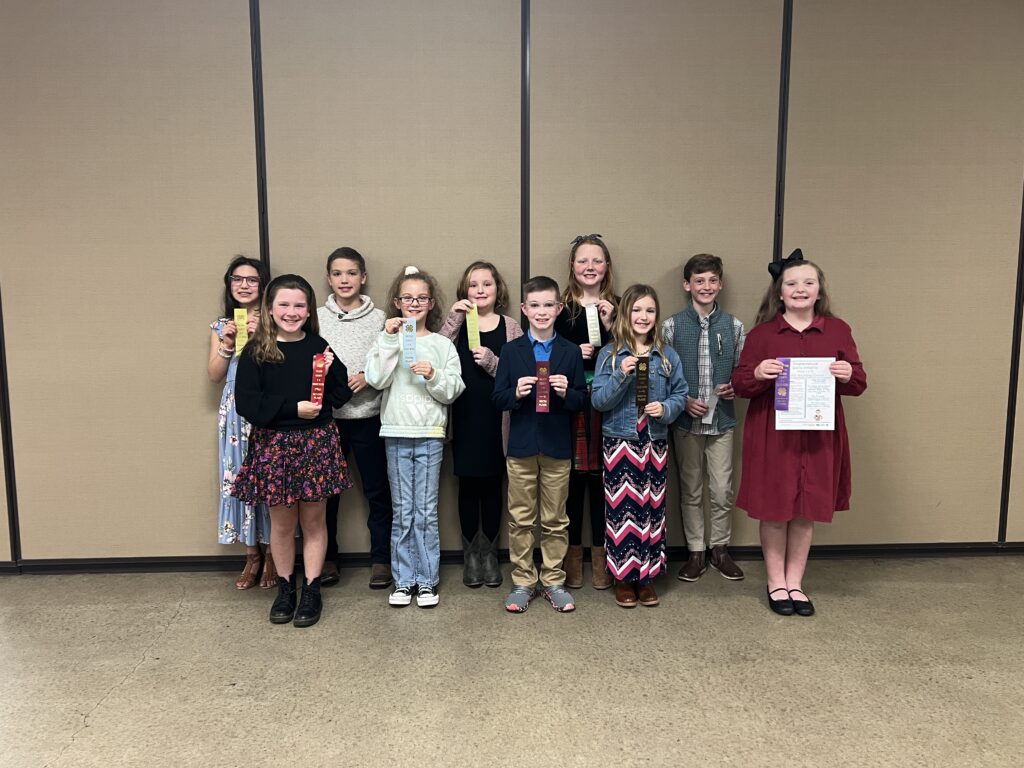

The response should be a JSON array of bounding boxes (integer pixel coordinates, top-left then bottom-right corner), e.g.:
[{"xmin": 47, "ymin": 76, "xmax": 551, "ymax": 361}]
[{"xmin": 732, "ymin": 252, "xmax": 866, "ymax": 616}]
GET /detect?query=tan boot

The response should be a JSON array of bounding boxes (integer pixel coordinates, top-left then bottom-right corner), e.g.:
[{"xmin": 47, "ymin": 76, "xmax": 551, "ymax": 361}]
[
  {"xmin": 563, "ymin": 545, "xmax": 584, "ymax": 589},
  {"xmin": 590, "ymin": 546, "xmax": 612, "ymax": 590}
]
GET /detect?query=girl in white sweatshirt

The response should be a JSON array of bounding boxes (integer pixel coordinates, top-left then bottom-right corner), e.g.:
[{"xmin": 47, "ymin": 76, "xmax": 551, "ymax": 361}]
[{"xmin": 366, "ymin": 266, "xmax": 465, "ymax": 608}]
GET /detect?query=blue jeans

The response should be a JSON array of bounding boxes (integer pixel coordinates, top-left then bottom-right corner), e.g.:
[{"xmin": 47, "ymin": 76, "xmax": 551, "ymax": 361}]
[{"xmin": 385, "ymin": 437, "xmax": 443, "ymax": 589}]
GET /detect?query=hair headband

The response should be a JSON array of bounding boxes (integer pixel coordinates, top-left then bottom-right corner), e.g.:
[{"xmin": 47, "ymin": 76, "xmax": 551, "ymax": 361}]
[
  {"xmin": 569, "ymin": 233, "xmax": 604, "ymax": 248},
  {"xmin": 267, "ymin": 273, "xmax": 314, "ymax": 294},
  {"xmin": 768, "ymin": 248, "xmax": 805, "ymax": 281}
]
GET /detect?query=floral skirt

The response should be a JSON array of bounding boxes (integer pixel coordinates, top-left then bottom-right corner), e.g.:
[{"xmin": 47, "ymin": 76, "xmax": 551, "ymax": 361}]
[{"xmin": 231, "ymin": 423, "xmax": 352, "ymax": 507}]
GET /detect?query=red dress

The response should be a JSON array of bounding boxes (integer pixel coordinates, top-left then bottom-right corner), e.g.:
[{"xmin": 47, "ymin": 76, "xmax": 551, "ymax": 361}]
[{"xmin": 732, "ymin": 313, "xmax": 867, "ymax": 522}]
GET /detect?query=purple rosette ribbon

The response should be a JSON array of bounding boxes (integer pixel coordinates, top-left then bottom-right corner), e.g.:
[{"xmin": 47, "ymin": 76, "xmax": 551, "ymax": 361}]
[{"xmin": 774, "ymin": 358, "xmax": 791, "ymax": 411}]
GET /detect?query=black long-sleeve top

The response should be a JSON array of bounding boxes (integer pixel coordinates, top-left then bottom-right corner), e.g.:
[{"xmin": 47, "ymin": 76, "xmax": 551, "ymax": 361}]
[{"xmin": 235, "ymin": 333, "xmax": 352, "ymax": 430}]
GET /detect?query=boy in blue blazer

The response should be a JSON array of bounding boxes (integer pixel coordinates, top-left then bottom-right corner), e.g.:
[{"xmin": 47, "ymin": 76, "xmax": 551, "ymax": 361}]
[{"xmin": 493, "ymin": 276, "xmax": 586, "ymax": 613}]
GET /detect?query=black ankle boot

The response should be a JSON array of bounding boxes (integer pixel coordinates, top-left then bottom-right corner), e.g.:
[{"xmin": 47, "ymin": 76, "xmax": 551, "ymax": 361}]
[
  {"xmin": 462, "ymin": 534, "xmax": 483, "ymax": 588},
  {"xmin": 293, "ymin": 576, "xmax": 323, "ymax": 628},
  {"xmin": 481, "ymin": 533, "xmax": 502, "ymax": 588},
  {"xmin": 270, "ymin": 575, "xmax": 297, "ymax": 624}
]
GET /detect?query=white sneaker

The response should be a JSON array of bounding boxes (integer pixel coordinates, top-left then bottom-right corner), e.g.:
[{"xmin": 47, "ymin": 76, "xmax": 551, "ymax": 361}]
[
  {"xmin": 416, "ymin": 585, "xmax": 439, "ymax": 608},
  {"xmin": 388, "ymin": 586, "xmax": 413, "ymax": 606}
]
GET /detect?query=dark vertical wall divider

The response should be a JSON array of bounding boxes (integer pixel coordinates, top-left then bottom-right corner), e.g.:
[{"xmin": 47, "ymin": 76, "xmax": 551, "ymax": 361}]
[
  {"xmin": 0, "ymin": 282, "xmax": 21, "ymax": 567},
  {"xmin": 520, "ymin": 0, "xmax": 531, "ymax": 288},
  {"xmin": 772, "ymin": 0, "xmax": 793, "ymax": 264},
  {"xmin": 249, "ymin": 0, "xmax": 271, "ymax": 269},
  {"xmin": 999, "ymin": 178, "xmax": 1024, "ymax": 543}
]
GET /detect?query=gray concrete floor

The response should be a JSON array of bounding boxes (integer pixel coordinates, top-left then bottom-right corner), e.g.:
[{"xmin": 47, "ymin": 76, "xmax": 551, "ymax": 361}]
[{"xmin": 1, "ymin": 556, "xmax": 1022, "ymax": 768}]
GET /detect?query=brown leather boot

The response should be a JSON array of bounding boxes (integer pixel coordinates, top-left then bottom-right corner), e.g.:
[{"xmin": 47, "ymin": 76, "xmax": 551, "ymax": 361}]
[
  {"xmin": 637, "ymin": 582, "xmax": 659, "ymax": 607},
  {"xmin": 563, "ymin": 545, "xmax": 584, "ymax": 589},
  {"xmin": 677, "ymin": 550, "xmax": 707, "ymax": 582},
  {"xmin": 590, "ymin": 546, "xmax": 612, "ymax": 590},
  {"xmin": 709, "ymin": 545, "xmax": 745, "ymax": 580},
  {"xmin": 614, "ymin": 580, "xmax": 637, "ymax": 608}
]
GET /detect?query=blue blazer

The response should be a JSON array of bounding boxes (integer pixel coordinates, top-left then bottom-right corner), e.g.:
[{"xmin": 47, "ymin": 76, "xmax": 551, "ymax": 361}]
[{"xmin": 492, "ymin": 334, "xmax": 587, "ymax": 459}]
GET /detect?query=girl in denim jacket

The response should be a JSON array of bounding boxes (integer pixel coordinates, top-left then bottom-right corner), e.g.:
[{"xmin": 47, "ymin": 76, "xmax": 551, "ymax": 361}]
[{"xmin": 592, "ymin": 285, "xmax": 688, "ymax": 608}]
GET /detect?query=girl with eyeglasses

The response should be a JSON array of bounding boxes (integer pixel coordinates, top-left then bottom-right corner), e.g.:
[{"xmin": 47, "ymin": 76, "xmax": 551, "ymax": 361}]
[
  {"xmin": 208, "ymin": 256, "xmax": 273, "ymax": 590},
  {"xmin": 366, "ymin": 266, "xmax": 465, "ymax": 608}
]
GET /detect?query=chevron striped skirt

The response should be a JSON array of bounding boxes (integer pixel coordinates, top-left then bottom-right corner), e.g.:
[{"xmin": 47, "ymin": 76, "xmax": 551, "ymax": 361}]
[{"xmin": 602, "ymin": 415, "xmax": 669, "ymax": 584}]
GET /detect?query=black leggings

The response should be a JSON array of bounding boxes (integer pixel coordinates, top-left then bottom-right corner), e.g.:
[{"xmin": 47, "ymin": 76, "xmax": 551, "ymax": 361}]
[
  {"xmin": 458, "ymin": 475, "xmax": 503, "ymax": 541},
  {"xmin": 567, "ymin": 470, "xmax": 604, "ymax": 547}
]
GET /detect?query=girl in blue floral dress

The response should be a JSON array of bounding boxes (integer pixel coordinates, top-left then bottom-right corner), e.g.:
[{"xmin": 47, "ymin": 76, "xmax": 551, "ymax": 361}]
[{"xmin": 208, "ymin": 256, "xmax": 273, "ymax": 589}]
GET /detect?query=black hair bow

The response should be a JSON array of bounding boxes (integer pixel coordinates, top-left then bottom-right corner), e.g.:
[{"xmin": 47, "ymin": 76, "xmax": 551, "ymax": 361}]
[{"xmin": 768, "ymin": 248, "xmax": 805, "ymax": 281}]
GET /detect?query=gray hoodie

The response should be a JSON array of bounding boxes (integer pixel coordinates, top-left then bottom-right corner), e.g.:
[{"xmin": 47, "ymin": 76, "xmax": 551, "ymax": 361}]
[{"xmin": 317, "ymin": 294, "xmax": 385, "ymax": 419}]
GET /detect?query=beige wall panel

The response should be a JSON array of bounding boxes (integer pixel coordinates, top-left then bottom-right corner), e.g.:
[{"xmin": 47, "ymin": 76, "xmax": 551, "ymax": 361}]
[
  {"xmin": 0, "ymin": 1, "xmax": 258, "ymax": 557},
  {"xmin": 785, "ymin": 1, "xmax": 1024, "ymax": 543},
  {"xmin": 260, "ymin": 0, "xmax": 520, "ymax": 550},
  {"xmin": 532, "ymin": 0, "xmax": 782, "ymax": 546}
]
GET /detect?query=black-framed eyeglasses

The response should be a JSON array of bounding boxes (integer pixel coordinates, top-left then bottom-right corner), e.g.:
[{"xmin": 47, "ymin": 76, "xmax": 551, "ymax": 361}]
[{"xmin": 398, "ymin": 295, "xmax": 432, "ymax": 305}]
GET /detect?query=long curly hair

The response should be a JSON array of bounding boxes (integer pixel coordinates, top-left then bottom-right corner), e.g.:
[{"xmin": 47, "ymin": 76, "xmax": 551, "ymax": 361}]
[
  {"xmin": 248, "ymin": 274, "xmax": 319, "ymax": 364},
  {"xmin": 384, "ymin": 266, "xmax": 444, "ymax": 332}
]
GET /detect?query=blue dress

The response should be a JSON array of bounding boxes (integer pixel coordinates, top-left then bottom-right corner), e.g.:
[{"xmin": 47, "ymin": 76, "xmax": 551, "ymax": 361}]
[{"xmin": 212, "ymin": 319, "xmax": 270, "ymax": 545}]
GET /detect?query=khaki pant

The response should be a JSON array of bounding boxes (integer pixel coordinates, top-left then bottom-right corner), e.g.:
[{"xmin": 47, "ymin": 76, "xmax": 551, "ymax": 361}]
[
  {"xmin": 506, "ymin": 454, "xmax": 571, "ymax": 587},
  {"xmin": 673, "ymin": 429, "xmax": 735, "ymax": 549}
]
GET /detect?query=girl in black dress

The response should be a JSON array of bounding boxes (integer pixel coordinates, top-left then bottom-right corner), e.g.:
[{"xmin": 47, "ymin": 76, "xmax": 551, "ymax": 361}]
[{"xmin": 440, "ymin": 261, "xmax": 524, "ymax": 587}]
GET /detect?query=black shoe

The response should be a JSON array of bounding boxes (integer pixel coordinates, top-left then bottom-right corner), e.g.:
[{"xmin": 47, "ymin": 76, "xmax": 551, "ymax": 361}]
[
  {"xmin": 293, "ymin": 577, "xmax": 323, "ymax": 628},
  {"xmin": 788, "ymin": 589, "xmax": 815, "ymax": 617},
  {"xmin": 767, "ymin": 586, "xmax": 794, "ymax": 616},
  {"xmin": 270, "ymin": 575, "xmax": 297, "ymax": 624}
]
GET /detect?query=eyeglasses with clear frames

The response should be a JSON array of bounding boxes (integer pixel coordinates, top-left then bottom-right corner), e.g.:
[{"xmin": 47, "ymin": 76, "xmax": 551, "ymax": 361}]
[
  {"xmin": 398, "ymin": 295, "xmax": 432, "ymax": 306},
  {"xmin": 230, "ymin": 276, "xmax": 261, "ymax": 286}
]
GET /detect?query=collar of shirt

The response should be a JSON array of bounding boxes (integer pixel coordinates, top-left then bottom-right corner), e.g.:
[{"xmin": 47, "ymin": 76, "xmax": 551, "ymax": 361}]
[
  {"xmin": 527, "ymin": 329, "xmax": 556, "ymax": 360},
  {"xmin": 698, "ymin": 303, "xmax": 719, "ymax": 329},
  {"xmin": 775, "ymin": 312, "xmax": 825, "ymax": 333}
]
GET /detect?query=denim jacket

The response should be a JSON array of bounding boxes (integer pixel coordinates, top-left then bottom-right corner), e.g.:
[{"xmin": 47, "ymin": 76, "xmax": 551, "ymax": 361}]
[{"xmin": 591, "ymin": 344, "xmax": 688, "ymax": 441}]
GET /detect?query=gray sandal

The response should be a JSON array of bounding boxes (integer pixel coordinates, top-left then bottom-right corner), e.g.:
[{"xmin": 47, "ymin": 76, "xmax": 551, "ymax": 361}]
[
  {"xmin": 504, "ymin": 586, "xmax": 536, "ymax": 613},
  {"xmin": 542, "ymin": 585, "xmax": 576, "ymax": 613}
]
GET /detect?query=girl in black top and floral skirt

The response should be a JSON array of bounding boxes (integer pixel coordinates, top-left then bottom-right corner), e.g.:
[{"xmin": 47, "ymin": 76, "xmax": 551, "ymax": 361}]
[{"xmin": 232, "ymin": 274, "xmax": 352, "ymax": 628}]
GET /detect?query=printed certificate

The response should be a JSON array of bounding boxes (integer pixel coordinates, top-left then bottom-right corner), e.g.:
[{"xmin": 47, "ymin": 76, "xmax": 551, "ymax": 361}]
[{"xmin": 774, "ymin": 357, "xmax": 835, "ymax": 431}]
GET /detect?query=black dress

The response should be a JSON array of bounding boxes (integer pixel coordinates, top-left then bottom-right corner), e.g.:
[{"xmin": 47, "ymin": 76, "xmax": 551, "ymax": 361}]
[{"xmin": 451, "ymin": 317, "xmax": 507, "ymax": 477}]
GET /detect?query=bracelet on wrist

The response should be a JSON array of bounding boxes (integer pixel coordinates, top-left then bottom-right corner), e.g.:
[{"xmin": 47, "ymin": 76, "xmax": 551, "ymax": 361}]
[{"xmin": 217, "ymin": 347, "xmax": 233, "ymax": 359}]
